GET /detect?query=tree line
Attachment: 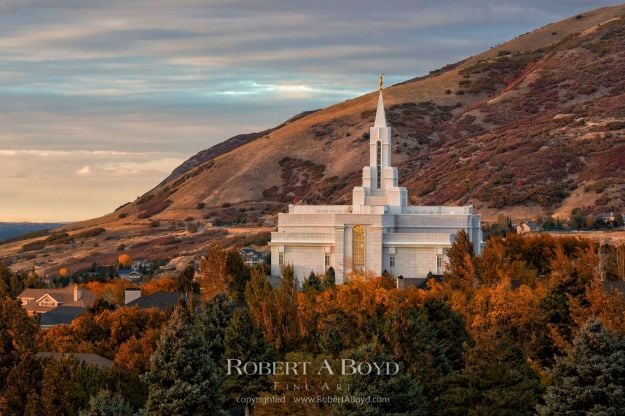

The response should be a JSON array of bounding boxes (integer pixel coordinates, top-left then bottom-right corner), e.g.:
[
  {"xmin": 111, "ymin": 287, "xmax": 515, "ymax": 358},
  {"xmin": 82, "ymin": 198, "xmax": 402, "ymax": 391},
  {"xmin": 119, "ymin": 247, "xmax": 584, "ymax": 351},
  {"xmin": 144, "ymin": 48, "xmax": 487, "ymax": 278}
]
[{"xmin": 2, "ymin": 233, "xmax": 625, "ymax": 415}]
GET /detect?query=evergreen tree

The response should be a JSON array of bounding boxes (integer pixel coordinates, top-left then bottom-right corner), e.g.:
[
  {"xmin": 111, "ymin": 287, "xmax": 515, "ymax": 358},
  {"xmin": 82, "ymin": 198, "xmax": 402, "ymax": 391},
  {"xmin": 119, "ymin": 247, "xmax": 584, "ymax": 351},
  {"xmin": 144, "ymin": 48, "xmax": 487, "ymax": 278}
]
[
  {"xmin": 333, "ymin": 342, "xmax": 427, "ymax": 416},
  {"xmin": 196, "ymin": 293, "xmax": 236, "ymax": 363},
  {"xmin": 0, "ymin": 264, "xmax": 25, "ymax": 298},
  {"xmin": 539, "ymin": 318, "xmax": 625, "ymax": 415},
  {"xmin": 0, "ymin": 296, "xmax": 39, "ymax": 414},
  {"xmin": 436, "ymin": 340, "xmax": 543, "ymax": 416},
  {"xmin": 79, "ymin": 389, "xmax": 133, "ymax": 416},
  {"xmin": 145, "ymin": 303, "xmax": 223, "ymax": 415},
  {"xmin": 323, "ymin": 267, "xmax": 336, "ymax": 289},
  {"xmin": 3, "ymin": 353, "xmax": 42, "ymax": 416},
  {"xmin": 224, "ymin": 250, "xmax": 251, "ymax": 303},
  {"xmin": 223, "ymin": 308, "xmax": 275, "ymax": 415},
  {"xmin": 40, "ymin": 357, "xmax": 107, "ymax": 416},
  {"xmin": 384, "ymin": 299, "xmax": 468, "ymax": 384},
  {"xmin": 303, "ymin": 271, "xmax": 322, "ymax": 293}
]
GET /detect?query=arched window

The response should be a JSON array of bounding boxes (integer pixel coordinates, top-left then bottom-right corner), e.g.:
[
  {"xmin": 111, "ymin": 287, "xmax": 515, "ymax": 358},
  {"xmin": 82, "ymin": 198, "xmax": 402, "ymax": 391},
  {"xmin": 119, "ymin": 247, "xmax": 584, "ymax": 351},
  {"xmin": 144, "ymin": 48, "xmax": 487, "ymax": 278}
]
[
  {"xmin": 352, "ymin": 225, "xmax": 366, "ymax": 271},
  {"xmin": 376, "ymin": 141, "xmax": 382, "ymax": 189}
]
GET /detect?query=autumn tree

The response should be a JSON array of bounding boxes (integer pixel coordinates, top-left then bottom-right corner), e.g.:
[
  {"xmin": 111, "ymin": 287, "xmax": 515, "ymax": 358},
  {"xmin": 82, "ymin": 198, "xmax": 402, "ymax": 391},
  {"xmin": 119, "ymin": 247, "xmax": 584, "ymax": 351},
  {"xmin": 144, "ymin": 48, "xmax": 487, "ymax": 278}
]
[
  {"xmin": 118, "ymin": 254, "xmax": 131, "ymax": 268},
  {"xmin": 198, "ymin": 242, "xmax": 228, "ymax": 297},
  {"xmin": 444, "ymin": 229, "xmax": 477, "ymax": 289},
  {"xmin": 145, "ymin": 303, "xmax": 223, "ymax": 415},
  {"xmin": 245, "ymin": 265, "xmax": 299, "ymax": 351},
  {"xmin": 176, "ymin": 265, "xmax": 200, "ymax": 311}
]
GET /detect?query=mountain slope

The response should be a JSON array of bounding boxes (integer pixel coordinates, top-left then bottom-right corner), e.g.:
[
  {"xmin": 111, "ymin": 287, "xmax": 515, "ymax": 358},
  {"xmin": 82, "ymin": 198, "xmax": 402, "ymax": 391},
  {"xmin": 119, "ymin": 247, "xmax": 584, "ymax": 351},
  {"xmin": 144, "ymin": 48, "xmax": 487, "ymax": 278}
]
[{"xmin": 2, "ymin": 3, "xmax": 625, "ymax": 275}]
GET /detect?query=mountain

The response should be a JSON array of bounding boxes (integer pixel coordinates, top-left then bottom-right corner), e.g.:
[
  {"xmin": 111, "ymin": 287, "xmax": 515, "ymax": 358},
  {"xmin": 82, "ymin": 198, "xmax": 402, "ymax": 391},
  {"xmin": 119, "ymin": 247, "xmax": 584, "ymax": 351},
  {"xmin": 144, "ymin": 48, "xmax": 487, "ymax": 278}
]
[{"xmin": 2, "ymin": 3, "xmax": 625, "ymax": 275}]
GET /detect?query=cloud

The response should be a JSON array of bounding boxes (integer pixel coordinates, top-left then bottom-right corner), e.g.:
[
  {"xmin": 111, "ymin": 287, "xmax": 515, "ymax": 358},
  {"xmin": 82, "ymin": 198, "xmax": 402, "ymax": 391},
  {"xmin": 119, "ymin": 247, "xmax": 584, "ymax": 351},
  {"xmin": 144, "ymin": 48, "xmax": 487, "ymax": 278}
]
[{"xmin": 75, "ymin": 165, "xmax": 92, "ymax": 175}]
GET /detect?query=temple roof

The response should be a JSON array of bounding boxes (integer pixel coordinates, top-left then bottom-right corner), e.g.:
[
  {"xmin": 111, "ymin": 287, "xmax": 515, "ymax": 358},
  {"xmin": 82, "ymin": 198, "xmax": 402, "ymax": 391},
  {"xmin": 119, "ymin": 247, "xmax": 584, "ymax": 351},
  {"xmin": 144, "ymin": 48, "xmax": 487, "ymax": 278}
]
[{"xmin": 373, "ymin": 90, "xmax": 387, "ymax": 128}]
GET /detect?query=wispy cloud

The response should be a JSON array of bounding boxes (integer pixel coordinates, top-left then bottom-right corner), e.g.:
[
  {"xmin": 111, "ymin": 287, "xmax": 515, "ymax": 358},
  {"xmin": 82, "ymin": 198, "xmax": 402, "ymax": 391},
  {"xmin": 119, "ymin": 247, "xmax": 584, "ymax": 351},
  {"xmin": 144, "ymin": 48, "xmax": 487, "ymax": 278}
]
[{"xmin": 75, "ymin": 165, "xmax": 92, "ymax": 175}]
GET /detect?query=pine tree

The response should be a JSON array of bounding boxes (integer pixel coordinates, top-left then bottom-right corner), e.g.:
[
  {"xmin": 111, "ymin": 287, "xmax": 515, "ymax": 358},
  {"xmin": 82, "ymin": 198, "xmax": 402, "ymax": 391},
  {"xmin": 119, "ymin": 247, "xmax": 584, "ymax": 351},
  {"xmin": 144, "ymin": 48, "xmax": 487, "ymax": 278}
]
[
  {"xmin": 303, "ymin": 271, "xmax": 322, "ymax": 293},
  {"xmin": 40, "ymin": 357, "xmax": 108, "ymax": 416},
  {"xmin": 196, "ymin": 293, "xmax": 236, "ymax": 363},
  {"xmin": 333, "ymin": 342, "xmax": 427, "ymax": 416},
  {"xmin": 0, "ymin": 296, "xmax": 39, "ymax": 414},
  {"xmin": 223, "ymin": 308, "xmax": 275, "ymax": 415},
  {"xmin": 436, "ymin": 340, "xmax": 543, "ymax": 416},
  {"xmin": 323, "ymin": 267, "xmax": 336, "ymax": 289},
  {"xmin": 78, "ymin": 389, "xmax": 133, "ymax": 416},
  {"xmin": 224, "ymin": 250, "xmax": 251, "ymax": 303},
  {"xmin": 384, "ymin": 299, "xmax": 467, "ymax": 384},
  {"xmin": 539, "ymin": 318, "xmax": 625, "ymax": 415},
  {"xmin": 145, "ymin": 303, "xmax": 224, "ymax": 415}
]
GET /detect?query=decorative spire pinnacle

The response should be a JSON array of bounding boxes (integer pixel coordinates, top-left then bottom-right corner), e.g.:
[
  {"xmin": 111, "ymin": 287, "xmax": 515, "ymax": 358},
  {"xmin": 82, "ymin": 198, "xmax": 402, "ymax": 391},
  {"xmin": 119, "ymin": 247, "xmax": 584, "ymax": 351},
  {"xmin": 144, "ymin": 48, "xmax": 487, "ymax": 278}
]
[
  {"xmin": 374, "ymin": 86, "xmax": 387, "ymax": 128},
  {"xmin": 378, "ymin": 72, "xmax": 383, "ymax": 91}
]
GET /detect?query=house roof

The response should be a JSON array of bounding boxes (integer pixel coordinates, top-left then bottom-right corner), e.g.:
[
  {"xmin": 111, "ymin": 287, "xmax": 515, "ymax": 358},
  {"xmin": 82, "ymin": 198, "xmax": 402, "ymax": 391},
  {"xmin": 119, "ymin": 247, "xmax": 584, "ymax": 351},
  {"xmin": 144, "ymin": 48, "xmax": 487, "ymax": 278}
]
[
  {"xmin": 396, "ymin": 274, "xmax": 442, "ymax": 290},
  {"xmin": 36, "ymin": 352, "xmax": 113, "ymax": 368},
  {"xmin": 39, "ymin": 306, "xmax": 86, "ymax": 327},
  {"xmin": 126, "ymin": 291, "xmax": 180, "ymax": 311},
  {"xmin": 19, "ymin": 286, "xmax": 96, "ymax": 313}
]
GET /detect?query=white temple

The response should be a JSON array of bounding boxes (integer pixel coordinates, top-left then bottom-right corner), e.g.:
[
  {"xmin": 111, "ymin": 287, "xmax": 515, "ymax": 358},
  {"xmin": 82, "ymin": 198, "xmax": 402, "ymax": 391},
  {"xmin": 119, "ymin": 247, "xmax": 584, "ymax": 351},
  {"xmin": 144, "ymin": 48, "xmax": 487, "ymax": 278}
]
[{"xmin": 270, "ymin": 82, "xmax": 481, "ymax": 284}]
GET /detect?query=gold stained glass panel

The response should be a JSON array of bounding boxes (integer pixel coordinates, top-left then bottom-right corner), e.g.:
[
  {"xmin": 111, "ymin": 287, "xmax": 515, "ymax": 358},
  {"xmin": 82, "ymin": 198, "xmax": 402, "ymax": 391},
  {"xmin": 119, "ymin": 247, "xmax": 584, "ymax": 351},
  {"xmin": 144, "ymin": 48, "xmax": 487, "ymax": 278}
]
[{"xmin": 352, "ymin": 225, "xmax": 366, "ymax": 271}]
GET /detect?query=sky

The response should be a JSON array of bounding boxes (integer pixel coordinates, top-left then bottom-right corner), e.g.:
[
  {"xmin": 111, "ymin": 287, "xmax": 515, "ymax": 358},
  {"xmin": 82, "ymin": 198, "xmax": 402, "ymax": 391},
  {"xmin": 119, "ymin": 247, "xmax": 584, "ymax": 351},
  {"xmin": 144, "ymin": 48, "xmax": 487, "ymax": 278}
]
[{"xmin": 0, "ymin": 0, "xmax": 619, "ymax": 222}]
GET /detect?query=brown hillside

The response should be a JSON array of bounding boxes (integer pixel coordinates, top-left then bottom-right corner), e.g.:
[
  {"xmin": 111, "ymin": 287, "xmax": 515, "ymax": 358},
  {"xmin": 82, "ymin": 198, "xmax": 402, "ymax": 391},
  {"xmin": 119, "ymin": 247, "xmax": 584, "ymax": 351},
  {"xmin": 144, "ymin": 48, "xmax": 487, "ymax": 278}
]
[{"xmin": 3, "ymin": 3, "xmax": 625, "ymax": 275}]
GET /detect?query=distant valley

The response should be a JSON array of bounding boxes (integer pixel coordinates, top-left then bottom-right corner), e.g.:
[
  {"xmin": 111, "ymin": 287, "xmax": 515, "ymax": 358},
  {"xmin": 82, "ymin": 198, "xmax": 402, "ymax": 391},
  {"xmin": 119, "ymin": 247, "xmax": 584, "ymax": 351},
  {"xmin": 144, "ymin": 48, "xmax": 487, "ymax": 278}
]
[{"xmin": 0, "ymin": 223, "xmax": 64, "ymax": 244}]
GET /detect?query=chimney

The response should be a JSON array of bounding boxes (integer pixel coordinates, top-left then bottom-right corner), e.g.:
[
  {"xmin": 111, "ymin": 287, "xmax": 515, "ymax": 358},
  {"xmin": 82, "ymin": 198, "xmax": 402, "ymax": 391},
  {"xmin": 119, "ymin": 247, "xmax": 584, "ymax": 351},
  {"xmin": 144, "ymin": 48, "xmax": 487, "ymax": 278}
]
[
  {"xmin": 73, "ymin": 284, "xmax": 83, "ymax": 302},
  {"xmin": 125, "ymin": 288, "xmax": 141, "ymax": 305}
]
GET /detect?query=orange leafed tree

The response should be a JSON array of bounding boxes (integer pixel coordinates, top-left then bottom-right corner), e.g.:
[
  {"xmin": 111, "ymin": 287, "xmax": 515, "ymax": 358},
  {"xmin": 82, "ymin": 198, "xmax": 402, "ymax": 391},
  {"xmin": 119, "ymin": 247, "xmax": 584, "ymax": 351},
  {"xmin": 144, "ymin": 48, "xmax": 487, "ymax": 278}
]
[
  {"xmin": 58, "ymin": 267, "xmax": 69, "ymax": 278},
  {"xmin": 118, "ymin": 254, "xmax": 132, "ymax": 267}
]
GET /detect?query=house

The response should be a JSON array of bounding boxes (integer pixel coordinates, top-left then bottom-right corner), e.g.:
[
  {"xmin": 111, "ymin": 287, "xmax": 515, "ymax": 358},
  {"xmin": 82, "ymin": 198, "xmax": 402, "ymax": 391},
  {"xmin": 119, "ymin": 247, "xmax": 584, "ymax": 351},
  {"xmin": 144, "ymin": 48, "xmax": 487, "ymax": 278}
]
[
  {"xmin": 269, "ymin": 85, "xmax": 482, "ymax": 284},
  {"xmin": 516, "ymin": 221, "xmax": 541, "ymax": 234},
  {"xmin": 131, "ymin": 259, "xmax": 154, "ymax": 272},
  {"xmin": 118, "ymin": 268, "xmax": 142, "ymax": 283},
  {"xmin": 598, "ymin": 212, "xmax": 616, "ymax": 223},
  {"xmin": 39, "ymin": 306, "xmax": 86, "ymax": 328},
  {"xmin": 19, "ymin": 284, "xmax": 96, "ymax": 315},
  {"xmin": 396, "ymin": 274, "xmax": 442, "ymax": 290},
  {"xmin": 126, "ymin": 291, "xmax": 180, "ymax": 311},
  {"xmin": 239, "ymin": 247, "xmax": 266, "ymax": 267}
]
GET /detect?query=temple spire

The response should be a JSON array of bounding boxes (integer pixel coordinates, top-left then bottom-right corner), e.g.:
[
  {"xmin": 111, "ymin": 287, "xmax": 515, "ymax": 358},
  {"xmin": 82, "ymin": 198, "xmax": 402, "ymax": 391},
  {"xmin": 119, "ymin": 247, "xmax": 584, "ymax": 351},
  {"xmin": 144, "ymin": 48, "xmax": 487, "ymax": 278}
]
[{"xmin": 374, "ymin": 89, "xmax": 387, "ymax": 128}]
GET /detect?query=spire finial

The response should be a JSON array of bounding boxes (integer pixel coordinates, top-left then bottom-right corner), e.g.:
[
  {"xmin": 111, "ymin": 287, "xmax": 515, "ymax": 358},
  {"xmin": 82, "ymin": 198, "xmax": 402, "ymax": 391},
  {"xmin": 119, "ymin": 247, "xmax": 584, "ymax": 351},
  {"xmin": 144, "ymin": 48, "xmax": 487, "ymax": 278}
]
[{"xmin": 378, "ymin": 73, "xmax": 384, "ymax": 91}]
